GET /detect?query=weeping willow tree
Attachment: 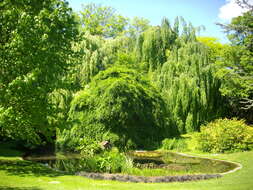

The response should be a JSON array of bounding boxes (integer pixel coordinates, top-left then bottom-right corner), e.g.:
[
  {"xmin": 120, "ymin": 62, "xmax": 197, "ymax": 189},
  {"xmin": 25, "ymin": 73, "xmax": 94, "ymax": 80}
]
[
  {"xmin": 135, "ymin": 17, "xmax": 178, "ymax": 71},
  {"xmin": 70, "ymin": 32, "xmax": 139, "ymax": 90},
  {"xmin": 159, "ymin": 42, "xmax": 225, "ymax": 133},
  {"xmin": 69, "ymin": 33, "xmax": 112, "ymax": 90},
  {"xmin": 133, "ymin": 17, "xmax": 226, "ymax": 133}
]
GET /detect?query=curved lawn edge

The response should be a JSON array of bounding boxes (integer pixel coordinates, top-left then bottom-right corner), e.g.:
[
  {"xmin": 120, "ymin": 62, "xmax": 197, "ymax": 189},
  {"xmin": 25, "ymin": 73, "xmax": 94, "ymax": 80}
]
[{"xmin": 175, "ymin": 152, "xmax": 242, "ymax": 175}]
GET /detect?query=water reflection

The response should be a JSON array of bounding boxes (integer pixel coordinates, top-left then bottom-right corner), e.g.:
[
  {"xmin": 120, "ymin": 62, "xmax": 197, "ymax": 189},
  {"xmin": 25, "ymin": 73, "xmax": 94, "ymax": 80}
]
[{"xmin": 24, "ymin": 151, "xmax": 238, "ymax": 175}]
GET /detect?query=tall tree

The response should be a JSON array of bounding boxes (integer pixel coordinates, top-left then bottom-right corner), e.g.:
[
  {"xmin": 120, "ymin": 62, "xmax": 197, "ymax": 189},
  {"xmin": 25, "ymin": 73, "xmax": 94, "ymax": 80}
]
[
  {"xmin": 69, "ymin": 33, "xmax": 111, "ymax": 89},
  {"xmin": 0, "ymin": 0, "xmax": 78, "ymax": 146},
  {"xmin": 217, "ymin": 0, "xmax": 253, "ymax": 120},
  {"xmin": 136, "ymin": 18, "xmax": 226, "ymax": 133},
  {"xmin": 79, "ymin": 3, "xmax": 128, "ymax": 38},
  {"xmin": 157, "ymin": 41, "xmax": 225, "ymax": 133},
  {"xmin": 128, "ymin": 17, "xmax": 150, "ymax": 38}
]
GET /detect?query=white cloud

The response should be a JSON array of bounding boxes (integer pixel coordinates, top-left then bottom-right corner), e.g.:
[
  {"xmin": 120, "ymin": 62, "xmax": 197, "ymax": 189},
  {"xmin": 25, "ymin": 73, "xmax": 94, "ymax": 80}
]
[{"xmin": 218, "ymin": 0, "xmax": 252, "ymax": 21}]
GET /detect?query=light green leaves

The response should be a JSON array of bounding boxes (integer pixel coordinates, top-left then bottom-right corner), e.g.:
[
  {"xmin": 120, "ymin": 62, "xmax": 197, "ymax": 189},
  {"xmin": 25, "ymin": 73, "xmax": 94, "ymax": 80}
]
[
  {"xmin": 0, "ymin": 0, "xmax": 78, "ymax": 147},
  {"xmin": 79, "ymin": 3, "xmax": 128, "ymax": 38}
]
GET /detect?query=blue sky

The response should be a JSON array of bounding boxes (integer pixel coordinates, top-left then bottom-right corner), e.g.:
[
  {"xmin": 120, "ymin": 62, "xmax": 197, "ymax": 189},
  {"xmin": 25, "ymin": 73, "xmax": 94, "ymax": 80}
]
[{"xmin": 67, "ymin": 0, "xmax": 251, "ymax": 43}]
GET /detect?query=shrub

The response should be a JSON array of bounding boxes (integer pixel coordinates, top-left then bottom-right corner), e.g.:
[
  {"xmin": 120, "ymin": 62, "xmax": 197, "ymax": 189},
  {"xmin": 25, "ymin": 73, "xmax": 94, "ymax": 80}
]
[
  {"xmin": 53, "ymin": 148, "xmax": 132, "ymax": 173},
  {"xmin": 83, "ymin": 148, "xmax": 130, "ymax": 173},
  {"xmin": 56, "ymin": 127, "xmax": 104, "ymax": 155},
  {"xmin": 161, "ymin": 138, "xmax": 187, "ymax": 151},
  {"xmin": 195, "ymin": 118, "xmax": 253, "ymax": 153},
  {"xmin": 56, "ymin": 127, "xmax": 81, "ymax": 152},
  {"xmin": 59, "ymin": 66, "xmax": 171, "ymax": 151}
]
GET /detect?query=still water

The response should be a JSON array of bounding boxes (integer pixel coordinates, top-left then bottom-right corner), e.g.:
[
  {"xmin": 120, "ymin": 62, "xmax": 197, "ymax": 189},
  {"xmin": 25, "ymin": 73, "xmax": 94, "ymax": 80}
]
[{"xmin": 24, "ymin": 151, "xmax": 238, "ymax": 175}]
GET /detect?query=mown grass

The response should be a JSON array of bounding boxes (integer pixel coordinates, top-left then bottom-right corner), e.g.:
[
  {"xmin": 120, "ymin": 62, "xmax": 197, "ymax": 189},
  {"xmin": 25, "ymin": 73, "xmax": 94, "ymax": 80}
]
[{"xmin": 0, "ymin": 142, "xmax": 252, "ymax": 190}]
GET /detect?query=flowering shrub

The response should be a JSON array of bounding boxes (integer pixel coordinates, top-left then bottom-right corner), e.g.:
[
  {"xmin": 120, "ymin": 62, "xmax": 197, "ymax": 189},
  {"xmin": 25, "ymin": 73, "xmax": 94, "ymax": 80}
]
[{"xmin": 196, "ymin": 118, "xmax": 253, "ymax": 153}]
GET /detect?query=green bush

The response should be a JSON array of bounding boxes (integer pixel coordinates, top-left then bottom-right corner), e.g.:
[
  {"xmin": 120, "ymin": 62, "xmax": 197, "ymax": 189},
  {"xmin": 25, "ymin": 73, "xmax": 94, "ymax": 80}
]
[
  {"xmin": 195, "ymin": 118, "xmax": 253, "ymax": 153},
  {"xmin": 83, "ymin": 148, "xmax": 130, "ymax": 173},
  {"xmin": 56, "ymin": 128, "xmax": 81, "ymax": 152},
  {"xmin": 161, "ymin": 138, "xmax": 187, "ymax": 151},
  {"xmin": 53, "ymin": 148, "xmax": 132, "ymax": 173},
  {"xmin": 59, "ymin": 66, "xmax": 171, "ymax": 151},
  {"xmin": 56, "ymin": 127, "xmax": 103, "ymax": 155}
]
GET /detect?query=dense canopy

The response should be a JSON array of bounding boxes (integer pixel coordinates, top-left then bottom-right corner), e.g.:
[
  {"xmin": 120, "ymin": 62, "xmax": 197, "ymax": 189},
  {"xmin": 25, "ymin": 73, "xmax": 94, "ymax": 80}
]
[
  {"xmin": 58, "ymin": 67, "xmax": 170, "ymax": 151},
  {"xmin": 0, "ymin": 0, "xmax": 252, "ymax": 152}
]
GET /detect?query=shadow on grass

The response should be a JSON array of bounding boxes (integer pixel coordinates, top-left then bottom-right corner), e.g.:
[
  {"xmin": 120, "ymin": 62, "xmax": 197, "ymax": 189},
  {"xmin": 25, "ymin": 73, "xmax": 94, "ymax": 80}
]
[
  {"xmin": 0, "ymin": 149, "xmax": 23, "ymax": 158},
  {"xmin": 0, "ymin": 160, "xmax": 63, "ymax": 177},
  {"xmin": 0, "ymin": 142, "xmax": 24, "ymax": 158},
  {"xmin": 0, "ymin": 186, "xmax": 42, "ymax": 190},
  {"xmin": 0, "ymin": 141, "xmax": 65, "ymax": 178}
]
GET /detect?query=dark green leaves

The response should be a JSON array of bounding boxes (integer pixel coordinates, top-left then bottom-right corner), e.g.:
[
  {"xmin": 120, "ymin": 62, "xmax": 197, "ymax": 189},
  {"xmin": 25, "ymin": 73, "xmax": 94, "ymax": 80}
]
[{"xmin": 62, "ymin": 67, "xmax": 170, "ymax": 151}]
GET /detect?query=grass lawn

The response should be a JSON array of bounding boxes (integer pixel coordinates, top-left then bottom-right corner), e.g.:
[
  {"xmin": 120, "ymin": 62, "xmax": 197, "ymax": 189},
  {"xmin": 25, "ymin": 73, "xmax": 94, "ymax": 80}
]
[{"xmin": 0, "ymin": 143, "xmax": 252, "ymax": 190}]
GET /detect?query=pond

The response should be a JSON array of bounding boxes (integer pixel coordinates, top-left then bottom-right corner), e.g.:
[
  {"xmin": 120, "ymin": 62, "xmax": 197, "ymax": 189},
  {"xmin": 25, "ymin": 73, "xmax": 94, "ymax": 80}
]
[
  {"xmin": 127, "ymin": 151, "xmax": 239, "ymax": 176},
  {"xmin": 23, "ymin": 150, "xmax": 239, "ymax": 177}
]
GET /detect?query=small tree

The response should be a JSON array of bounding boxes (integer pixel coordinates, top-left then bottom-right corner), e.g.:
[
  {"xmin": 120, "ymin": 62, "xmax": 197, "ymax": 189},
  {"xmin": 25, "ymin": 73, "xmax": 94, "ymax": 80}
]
[{"xmin": 58, "ymin": 67, "xmax": 171, "ymax": 151}]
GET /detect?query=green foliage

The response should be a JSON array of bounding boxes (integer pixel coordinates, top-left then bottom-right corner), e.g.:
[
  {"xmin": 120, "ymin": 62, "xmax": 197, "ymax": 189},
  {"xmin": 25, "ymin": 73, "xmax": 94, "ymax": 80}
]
[
  {"xmin": 217, "ymin": 6, "xmax": 253, "ymax": 117},
  {"xmin": 129, "ymin": 17, "xmax": 150, "ymax": 37},
  {"xmin": 157, "ymin": 41, "xmax": 225, "ymax": 133},
  {"xmin": 135, "ymin": 17, "xmax": 177, "ymax": 70},
  {"xmin": 161, "ymin": 138, "xmax": 187, "ymax": 151},
  {"xmin": 55, "ymin": 148, "xmax": 129, "ymax": 173},
  {"xmin": 79, "ymin": 3, "xmax": 128, "ymax": 38},
  {"xmin": 58, "ymin": 66, "xmax": 171, "ymax": 151},
  {"xmin": 197, "ymin": 37, "xmax": 224, "ymax": 64},
  {"xmin": 0, "ymin": 0, "xmax": 78, "ymax": 146},
  {"xmin": 195, "ymin": 118, "xmax": 253, "ymax": 153},
  {"xmin": 1, "ymin": 0, "xmax": 251, "ymax": 152},
  {"xmin": 69, "ymin": 31, "xmax": 141, "ymax": 90},
  {"xmin": 56, "ymin": 127, "xmax": 85, "ymax": 153},
  {"xmin": 198, "ymin": 36, "xmax": 252, "ymax": 122},
  {"xmin": 89, "ymin": 148, "xmax": 129, "ymax": 173},
  {"xmin": 70, "ymin": 33, "xmax": 112, "ymax": 89},
  {"xmin": 133, "ymin": 17, "xmax": 226, "ymax": 134},
  {"xmin": 48, "ymin": 89, "xmax": 73, "ymax": 131}
]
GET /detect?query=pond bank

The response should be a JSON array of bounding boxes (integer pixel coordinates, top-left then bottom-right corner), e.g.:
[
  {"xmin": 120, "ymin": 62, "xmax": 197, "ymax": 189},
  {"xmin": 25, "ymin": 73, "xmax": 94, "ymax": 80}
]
[
  {"xmin": 75, "ymin": 151, "xmax": 242, "ymax": 183},
  {"xmin": 23, "ymin": 150, "xmax": 241, "ymax": 183},
  {"xmin": 76, "ymin": 171, "xmax": 221, "ymax": 183}
]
